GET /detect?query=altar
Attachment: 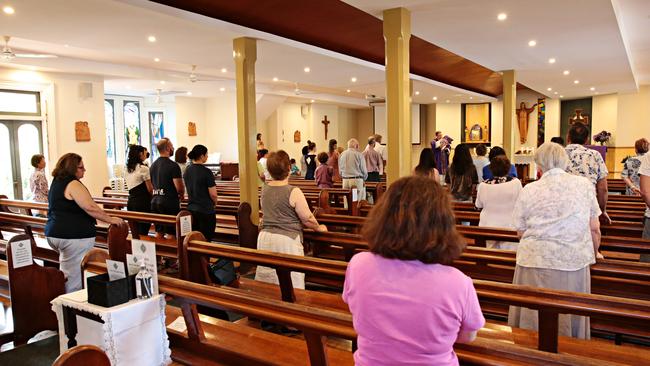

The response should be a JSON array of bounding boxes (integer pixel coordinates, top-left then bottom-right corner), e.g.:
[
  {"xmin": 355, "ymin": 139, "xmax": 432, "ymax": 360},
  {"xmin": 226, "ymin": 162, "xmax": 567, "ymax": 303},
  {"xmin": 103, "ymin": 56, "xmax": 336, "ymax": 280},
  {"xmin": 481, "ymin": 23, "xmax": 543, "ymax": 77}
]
[{"xmin": 512, "ymin": 153, "xmax": 537, "ymax": 180}]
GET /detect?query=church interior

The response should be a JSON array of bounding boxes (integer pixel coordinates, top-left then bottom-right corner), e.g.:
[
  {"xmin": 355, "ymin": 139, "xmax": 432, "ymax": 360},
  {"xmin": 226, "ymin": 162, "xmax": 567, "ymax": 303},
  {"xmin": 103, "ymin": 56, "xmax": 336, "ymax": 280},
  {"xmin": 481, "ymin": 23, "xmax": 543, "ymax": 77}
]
[{"xmin": 1, "ymin": 0, "xmax": 650, "ymax": 365}]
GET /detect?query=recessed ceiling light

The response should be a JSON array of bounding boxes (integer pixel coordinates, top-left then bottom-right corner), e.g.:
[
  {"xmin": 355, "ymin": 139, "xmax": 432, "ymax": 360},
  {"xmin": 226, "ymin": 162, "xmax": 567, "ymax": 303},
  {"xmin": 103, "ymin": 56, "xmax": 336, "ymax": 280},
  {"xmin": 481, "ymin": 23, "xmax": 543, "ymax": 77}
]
[
  {"xmin": 554, "ymin": 92, "xmax": 558, "ymax": 95},
  {"xmin": 351, "ymin": 77, "xmax": 357, "ymax": 83},
  {"xmin": 64, "ymin": 44, "xmax": 70, "ymax": 48},
  {"xmin": 497, "ymin": 13, "xmax": 507, "ymax": 21},
  {"xmin": 3, "ymin": 6, "xmax": 15, "ymax": 14},
  {"xmin": 219, "ymin": 87, "xmax": 225, "ymax": 92},
  {"xmin": 304, "ymin": 67, "xmax": 310, "ymax": 73},
  {"xmin": 186, "ymin": 92, "xmax": 192, "ymax": 96},
  {"xmin": 563, "ymin": 70, "xmax": 570, "ymax": 75},
  {"xmin": 574, "ymin": 80, "xmax": 579, "ymax": 84},
  {"xmin": 548, "ymin": 58, "xmax": 556, "ymax": 64},
  {"xmin": 415, "ymin": 91, "xmax": 420, "ymax": 95},
  {"xmin": 528, "ymin": 40, "xmax": 537, "ymax": 47},
  {"xmin": 160, "ymin": 80, "xmax": 165, "ymax": 85},
  {"xmin": 559, "ymin": 95, "xmax": 564, "ymax": 98},
  {"xmin": 346, "ymin": 89, "xmax": 351, "ymax": 93},
  {"xmin": 147, "ymin": 35, "xmax": 157, "ymax": 43},
  {"xmin": 154, "ymin": 58, "xmax": 160, "ymax": 62},
  {"xmin": 590, "ymin": 87, "xmax": 595, "ymax": 91},
  {"xmin": 433, "ymin": 96, "xmax": 438, "ymax": 100},
  {"xmin": 446, "ymin": 99, "xmax": 450, "ymax": 103},
  {"xmin": 547, "ymin": 87, "xmax": 552, "ymax": 91},
  {"xmin": 469, "ymin": 96, "xmax": 473, "ymax": 99},
  {"xmin": 310, "ymin": 99, "xmax": 315, "ymax": 103},
  {"xmin": 272, "ymin": 77, "xmax": 279, "ymax": 82},
  {"xmin": 221, "ymin": 68, "xmax": 227, "ymax": 73}
]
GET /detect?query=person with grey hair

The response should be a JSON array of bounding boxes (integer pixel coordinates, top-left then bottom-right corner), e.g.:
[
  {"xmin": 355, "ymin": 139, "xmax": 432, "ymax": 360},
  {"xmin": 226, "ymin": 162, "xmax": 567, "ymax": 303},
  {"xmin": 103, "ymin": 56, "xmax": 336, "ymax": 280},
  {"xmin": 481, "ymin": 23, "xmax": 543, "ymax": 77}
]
[
  {"xmin": 508, "ymin": 142, "xmax": 602, "ymax": 339},
  {"xmin": 373, "ymin": 134, "xmax": 387, "ymax": 167},
  {"xmin": 363, "ymin": 136, "xmax": 383, "ymax": 183},
  {"xmin": 339, "ymin": 138, "xmax": 368, "ymax": 203}
]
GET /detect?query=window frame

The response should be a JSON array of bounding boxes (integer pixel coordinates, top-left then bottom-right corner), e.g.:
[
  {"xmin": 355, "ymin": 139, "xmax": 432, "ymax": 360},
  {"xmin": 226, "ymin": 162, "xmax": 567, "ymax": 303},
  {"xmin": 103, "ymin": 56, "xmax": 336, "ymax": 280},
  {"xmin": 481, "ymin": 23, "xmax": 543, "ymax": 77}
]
[{"xmin": 0, "ymin": 89, "xmax": 42, "ymax": 116}]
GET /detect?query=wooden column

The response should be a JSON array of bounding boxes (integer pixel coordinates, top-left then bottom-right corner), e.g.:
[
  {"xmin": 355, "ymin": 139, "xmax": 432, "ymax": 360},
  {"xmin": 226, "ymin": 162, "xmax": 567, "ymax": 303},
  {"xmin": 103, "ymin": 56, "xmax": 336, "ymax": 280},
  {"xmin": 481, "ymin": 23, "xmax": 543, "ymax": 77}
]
[
  {"xmin": 502, "ymin": 70, "xmax": 517, "ymax": 158},
  {"xmin": 383, "ymin": 7, "xmax": 412, "ymax": 184},
  {"xmin": 233, "ymin": 37, "xmax": 259, "ymax": 224}
]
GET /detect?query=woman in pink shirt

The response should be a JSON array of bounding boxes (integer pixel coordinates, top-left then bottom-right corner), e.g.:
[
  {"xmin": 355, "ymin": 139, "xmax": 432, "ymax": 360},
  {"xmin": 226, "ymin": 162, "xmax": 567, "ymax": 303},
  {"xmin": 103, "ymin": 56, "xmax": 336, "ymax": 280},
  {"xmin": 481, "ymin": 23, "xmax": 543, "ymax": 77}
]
[{"xmin": 343, "ymin": 176, "xmax": 484, "ymax": 365}]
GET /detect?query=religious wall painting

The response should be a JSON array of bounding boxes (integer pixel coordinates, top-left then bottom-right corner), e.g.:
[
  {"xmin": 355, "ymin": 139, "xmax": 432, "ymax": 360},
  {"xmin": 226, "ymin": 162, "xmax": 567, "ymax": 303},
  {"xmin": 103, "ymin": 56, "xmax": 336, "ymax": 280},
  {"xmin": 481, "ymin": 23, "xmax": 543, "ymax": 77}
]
[
  {"xmin": 560, "ymin": 98, "xmax": 592, "ymax": 143},
  {"xmin": 188, "ymin": 121, "xmax": 197, "ymax": 136},
  {"xmin": 148, "ymin": 111, "xmax": 165, "ymax": 160},
  {"xmin": 536, "ymin": 98, "xmax": 546, "ymax": 147},
  {"xmin": 123, "ymin": 101, "xmax": 141, "ymax": 150},
  {"xmin": 293, "ymin": 130, "xmax": 301, "ymax": 143},
  {"xmin": 461, "ymin": 103, "xmax": 491, "ymax": 145},
  {"xmin": 74, "ymin": 121, "xmax": 91, "ymax": 142}
]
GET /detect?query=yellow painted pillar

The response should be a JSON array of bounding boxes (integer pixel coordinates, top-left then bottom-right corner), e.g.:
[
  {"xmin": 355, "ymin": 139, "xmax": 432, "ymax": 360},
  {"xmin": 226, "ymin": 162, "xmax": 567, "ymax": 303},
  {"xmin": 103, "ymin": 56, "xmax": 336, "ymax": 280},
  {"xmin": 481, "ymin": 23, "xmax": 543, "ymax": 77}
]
[
  {"xmin": 383, "ymin": 7, "xmax": 412, "ymax": 184},
  {"xmin": 502, "ymin": 70, "xmax": 517, "ymax": 158},
  {"xmin": 233, "ymin": 37, "xmax": 259, "ymax": 224}
]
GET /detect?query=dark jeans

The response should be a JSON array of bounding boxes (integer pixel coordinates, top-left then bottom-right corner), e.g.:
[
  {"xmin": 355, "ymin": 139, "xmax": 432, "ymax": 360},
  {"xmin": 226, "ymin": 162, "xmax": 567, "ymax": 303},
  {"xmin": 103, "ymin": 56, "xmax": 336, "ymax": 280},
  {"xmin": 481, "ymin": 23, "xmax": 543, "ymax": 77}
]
[
  {"xmin": 127, "ymin": 184, "xmax": 153, "ymax": 235},
  {"xmin": 151, "ymin": 199, "xmax": 180, "ymax": 235},
  {"xmin": 191, "ymin": 210, "xmax": 217, "ymax": 242},
  {"xmin": 366, "ymin": 171, "xmax": 380, "ymax": 182}
]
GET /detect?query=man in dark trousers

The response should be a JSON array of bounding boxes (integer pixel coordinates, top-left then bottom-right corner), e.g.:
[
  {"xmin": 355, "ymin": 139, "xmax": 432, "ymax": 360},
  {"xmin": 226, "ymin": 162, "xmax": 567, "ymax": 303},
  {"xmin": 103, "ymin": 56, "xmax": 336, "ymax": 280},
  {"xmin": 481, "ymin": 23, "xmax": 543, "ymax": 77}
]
[{"xmin": 150, "ymin": 137, "xmax": 184, "ymax": 238}]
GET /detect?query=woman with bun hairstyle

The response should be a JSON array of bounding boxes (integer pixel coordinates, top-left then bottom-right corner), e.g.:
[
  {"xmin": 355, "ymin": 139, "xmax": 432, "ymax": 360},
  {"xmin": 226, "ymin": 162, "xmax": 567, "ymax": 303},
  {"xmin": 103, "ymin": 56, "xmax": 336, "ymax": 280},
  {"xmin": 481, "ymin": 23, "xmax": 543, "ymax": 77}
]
[
  {"xmin": 183, "ymin": 144, "xmax": 218, "ymax": 241},
  {"xmin": 304, "ymin": 140, "xmax": 317, "ymax": 180}
]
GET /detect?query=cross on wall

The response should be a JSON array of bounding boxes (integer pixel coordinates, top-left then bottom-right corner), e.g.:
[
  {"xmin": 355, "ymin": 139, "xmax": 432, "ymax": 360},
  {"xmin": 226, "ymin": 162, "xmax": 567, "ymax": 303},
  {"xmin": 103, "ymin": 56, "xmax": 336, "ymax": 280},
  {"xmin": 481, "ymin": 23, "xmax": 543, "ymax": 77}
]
[{"xmin": 322, "ymin": 115, "xmax": 330, "ymax": 140}]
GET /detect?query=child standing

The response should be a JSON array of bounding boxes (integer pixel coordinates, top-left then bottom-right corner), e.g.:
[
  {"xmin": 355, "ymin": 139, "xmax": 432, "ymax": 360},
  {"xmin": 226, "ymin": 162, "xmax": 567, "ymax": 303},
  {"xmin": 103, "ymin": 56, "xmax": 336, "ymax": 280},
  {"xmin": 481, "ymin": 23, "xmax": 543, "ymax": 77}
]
[{"xmin": 315, "ymin": 152, "xmax": 333, "ymax": 188}]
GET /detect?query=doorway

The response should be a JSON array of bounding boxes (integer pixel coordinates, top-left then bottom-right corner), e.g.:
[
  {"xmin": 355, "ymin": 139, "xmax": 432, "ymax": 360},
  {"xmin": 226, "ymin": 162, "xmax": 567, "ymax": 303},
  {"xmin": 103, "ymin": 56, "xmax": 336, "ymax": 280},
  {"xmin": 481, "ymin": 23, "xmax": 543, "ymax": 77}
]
[{"xmin": 0, "ymin": 120, "xmax": 44, "ymax": 199}]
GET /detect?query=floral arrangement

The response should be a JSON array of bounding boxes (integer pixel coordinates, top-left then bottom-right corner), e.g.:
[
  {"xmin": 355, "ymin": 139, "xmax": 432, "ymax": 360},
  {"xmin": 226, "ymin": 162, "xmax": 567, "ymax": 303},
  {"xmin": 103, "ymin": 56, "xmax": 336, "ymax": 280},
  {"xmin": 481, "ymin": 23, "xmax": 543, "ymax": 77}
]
[{"xmin": 593, "ymin": 130, "xmax": 611, "ymax": 145}]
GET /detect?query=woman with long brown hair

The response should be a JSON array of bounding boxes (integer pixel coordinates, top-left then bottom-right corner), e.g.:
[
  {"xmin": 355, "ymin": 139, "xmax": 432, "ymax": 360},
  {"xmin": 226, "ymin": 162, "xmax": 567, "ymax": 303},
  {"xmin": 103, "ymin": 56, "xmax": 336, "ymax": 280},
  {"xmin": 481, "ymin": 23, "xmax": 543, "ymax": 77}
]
[{"xmin": 343, "ymin": 176, "xmax": 484, "ymax": 365}]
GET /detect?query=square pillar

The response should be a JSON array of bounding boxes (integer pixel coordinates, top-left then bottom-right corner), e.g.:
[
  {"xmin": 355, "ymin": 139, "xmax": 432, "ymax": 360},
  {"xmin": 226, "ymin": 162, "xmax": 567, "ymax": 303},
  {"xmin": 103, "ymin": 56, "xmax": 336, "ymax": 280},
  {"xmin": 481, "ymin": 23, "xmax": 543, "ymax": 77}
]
[
  {"xmin": 233, "ymin": 37, "xmax": 259, "ymax": 224},
  {"xmin": 383, "ymin": 7, "xmax": 412, "ymax": 184},
  {"xmin": 502, "ymin": 70, "xmax": 517, "ymax": 158}
]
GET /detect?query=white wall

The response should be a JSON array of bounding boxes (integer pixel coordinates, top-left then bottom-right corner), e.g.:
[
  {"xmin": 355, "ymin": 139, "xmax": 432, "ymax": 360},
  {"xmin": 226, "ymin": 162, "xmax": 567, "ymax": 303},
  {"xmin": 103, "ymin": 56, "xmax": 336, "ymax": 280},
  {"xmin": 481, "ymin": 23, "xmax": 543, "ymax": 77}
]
[
  {"xmin": 174, "ymin": 96, "xmax": 206, "ymax": 154},
  {"xmin": 434, "ymin": 103, "xmax": 462, "ymax": 145},
  {"xmin": 616, "ymin": 86, "xmax": 650, "ymax": 146},
  {"xmin": 592, "ymin": 94, "xmax": 619, "ymax": 145},
  {"xmin": 0, "ymin": 68, "xmax": 108, "ymax": 195},
  {"xmin": 205, "ymin": 94, "xmax": 239, "ymax": 162}
]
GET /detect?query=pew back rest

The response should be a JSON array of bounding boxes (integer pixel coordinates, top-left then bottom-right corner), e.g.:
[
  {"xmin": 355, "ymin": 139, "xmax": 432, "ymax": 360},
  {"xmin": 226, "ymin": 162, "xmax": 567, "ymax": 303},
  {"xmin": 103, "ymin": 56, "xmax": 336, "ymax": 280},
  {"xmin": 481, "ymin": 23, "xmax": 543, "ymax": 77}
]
[{"xmin": 7, "ymin": 234, "xmax": 65, "ymax": 345}]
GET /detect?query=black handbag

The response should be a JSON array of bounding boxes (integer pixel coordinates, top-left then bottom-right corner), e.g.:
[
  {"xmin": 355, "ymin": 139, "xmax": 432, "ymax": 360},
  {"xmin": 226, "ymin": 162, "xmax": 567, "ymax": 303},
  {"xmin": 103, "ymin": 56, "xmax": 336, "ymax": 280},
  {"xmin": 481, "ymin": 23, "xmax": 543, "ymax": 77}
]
[{"xmin": 208, "ymin": 258, "xmax": 237, "ymax": 285}]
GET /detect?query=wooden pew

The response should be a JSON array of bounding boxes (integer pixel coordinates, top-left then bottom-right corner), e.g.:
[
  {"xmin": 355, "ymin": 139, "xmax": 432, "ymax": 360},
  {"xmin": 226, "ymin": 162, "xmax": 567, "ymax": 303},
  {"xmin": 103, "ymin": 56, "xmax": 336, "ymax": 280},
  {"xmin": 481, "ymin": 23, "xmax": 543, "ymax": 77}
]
[
  {"xmin": 84, "ymin": 252, "xmax": 620, "ymax": 366},
  {"xmin": 173, "ymin": 234, "xmax": 650, "ymax": 361},
  {"xmin": 5, "ymin": 234, "xmax": 65, "ymax": 346}
]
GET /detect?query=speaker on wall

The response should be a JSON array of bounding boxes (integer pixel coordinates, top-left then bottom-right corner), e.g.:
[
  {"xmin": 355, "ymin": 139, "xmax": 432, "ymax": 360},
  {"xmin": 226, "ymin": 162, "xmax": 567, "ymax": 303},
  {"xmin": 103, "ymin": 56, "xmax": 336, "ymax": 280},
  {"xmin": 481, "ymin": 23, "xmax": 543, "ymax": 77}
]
[{"xmin": 79, "ymin": 82, "xmax": 93, "ymax": 99}]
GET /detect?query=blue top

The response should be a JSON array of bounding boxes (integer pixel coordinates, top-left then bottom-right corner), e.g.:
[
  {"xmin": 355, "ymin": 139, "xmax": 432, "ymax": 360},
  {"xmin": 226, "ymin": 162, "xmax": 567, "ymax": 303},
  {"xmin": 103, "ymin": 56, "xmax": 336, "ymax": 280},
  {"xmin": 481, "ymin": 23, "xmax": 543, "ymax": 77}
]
[
  {"xmin": 482, "ymin": 164, "xmax": 517, "ymax": 181},
  {"xmin": 45, "ymin": 176, "xmax": 96, "ymax": 239}
]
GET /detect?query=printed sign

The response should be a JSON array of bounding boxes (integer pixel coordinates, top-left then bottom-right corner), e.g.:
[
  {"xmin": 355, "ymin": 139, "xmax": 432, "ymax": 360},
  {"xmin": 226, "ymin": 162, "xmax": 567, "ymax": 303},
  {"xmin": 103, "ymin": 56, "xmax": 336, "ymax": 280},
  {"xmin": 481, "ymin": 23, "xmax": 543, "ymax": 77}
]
[
  {"xmin": 11, "ymin": 239, "xmax": 33, "ymax": 269},
  {"xmin": 352, "ymin": 188, "xmax": 358, "ymax": 202},
  {"xmin": 131, "ymin": 239, "xmax": 159, "ymax": 295},
  {"xmin": 106, "ymin": 260, "xmax": 126, "ymax": 281},
  {"xmin": 126, "ymin": 254, "xmax": 140, "ymax": 276},
  {"xmin": 180, "ymin": 215, "xmax": 192, "ymax": 236}
]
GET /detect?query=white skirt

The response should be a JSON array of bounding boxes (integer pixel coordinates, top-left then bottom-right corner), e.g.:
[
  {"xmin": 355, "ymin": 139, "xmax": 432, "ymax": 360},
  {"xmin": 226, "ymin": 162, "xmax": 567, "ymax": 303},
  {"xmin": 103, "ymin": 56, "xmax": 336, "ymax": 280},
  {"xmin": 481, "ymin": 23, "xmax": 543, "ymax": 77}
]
[{"xmin": 254, "ymin": 230, "xmax": 305, "ymax": 289}]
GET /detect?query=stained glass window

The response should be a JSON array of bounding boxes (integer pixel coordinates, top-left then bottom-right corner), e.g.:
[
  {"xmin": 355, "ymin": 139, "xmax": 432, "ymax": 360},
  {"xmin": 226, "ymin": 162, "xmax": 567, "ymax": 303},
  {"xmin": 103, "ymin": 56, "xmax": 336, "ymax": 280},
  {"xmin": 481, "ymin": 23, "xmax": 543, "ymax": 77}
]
[
  {"xmin": 148, "ymin": 111, "xmax": 164, "ymax": 161},
  {"xmin": 123, "ymin": 101, "xmax": 141, "ymax": 150},
  {"xmin": 105, "ymin": 100, "xmax": 116, "ymax": 167}
]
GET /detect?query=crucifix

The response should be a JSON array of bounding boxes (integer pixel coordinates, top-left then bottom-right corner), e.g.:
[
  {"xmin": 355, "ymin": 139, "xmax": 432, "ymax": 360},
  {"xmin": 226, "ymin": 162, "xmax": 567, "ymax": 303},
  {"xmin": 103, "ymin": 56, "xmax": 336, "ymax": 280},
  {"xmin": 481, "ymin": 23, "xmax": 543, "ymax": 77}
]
[{"xmin": 322, "ymin": 115, "xmax": 330, "ymax": 140}]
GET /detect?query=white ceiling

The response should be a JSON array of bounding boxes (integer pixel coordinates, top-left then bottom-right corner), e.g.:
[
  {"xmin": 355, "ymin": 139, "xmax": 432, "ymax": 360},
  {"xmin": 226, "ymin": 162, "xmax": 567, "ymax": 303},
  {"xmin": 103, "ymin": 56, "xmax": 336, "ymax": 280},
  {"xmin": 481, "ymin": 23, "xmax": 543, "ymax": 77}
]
[
  {"xmin": 0, "ymin": 0, "xmax": 647, "ymax": 105},
  {"xmin": 344, "ymin": 0, "xmax": 649, "ymax": 99}
]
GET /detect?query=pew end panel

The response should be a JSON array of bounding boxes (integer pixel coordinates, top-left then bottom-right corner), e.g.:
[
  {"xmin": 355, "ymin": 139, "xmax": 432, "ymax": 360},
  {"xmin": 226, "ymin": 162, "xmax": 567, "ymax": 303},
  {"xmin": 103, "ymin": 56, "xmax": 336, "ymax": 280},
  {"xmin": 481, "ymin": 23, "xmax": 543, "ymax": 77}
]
[{"xmin": 7, "ymin": 234, "xmax": 65, "ymax": 345}]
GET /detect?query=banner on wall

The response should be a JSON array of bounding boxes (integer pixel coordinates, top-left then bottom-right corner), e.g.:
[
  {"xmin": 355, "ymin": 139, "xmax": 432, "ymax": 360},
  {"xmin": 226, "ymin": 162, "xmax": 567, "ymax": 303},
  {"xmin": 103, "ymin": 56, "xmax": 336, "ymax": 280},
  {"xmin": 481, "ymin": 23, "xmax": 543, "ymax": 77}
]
[{"xmin": 537, "ymin": 98, "xmax": 545, "ymax": 147}]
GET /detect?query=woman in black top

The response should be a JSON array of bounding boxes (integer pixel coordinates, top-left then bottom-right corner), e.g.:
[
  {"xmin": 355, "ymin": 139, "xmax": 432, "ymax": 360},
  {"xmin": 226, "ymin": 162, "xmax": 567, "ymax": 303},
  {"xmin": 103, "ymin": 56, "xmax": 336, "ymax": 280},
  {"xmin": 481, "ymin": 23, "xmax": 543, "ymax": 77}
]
[
  {"xmin": 126, "ymin": 145, "xmax": 153, "ymax": 235},
  {"xmin": 183, "ymin": 145, "xmax": 219, "ymax": 241},
  {"xmin": 45, "ymin": 153, "xmax": 125, "ymax": 292},
  {"xmin": 444, "ymin": 143, "xmax": 478, "ymax": 202},
  {"xmin": 304, "ymin": 140, "xmax": 317, "ymax": 180}
]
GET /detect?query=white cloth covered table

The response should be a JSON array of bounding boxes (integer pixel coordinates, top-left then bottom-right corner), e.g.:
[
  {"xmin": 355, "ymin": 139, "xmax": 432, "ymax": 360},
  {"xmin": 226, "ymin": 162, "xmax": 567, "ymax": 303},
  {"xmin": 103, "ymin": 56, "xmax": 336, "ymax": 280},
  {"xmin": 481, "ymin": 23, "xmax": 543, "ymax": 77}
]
[{"xmin": 51, "ymin": 290, "xmax": 171, "ymax": 366}]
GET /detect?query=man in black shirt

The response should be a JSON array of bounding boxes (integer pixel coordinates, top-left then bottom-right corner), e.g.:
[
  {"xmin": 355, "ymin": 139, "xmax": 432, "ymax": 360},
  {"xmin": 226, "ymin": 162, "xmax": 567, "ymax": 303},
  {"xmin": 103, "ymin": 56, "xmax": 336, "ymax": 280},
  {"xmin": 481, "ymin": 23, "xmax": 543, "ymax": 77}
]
[{"xmin": 150, "ymin": 137, "xmax": 184, "ymax": 236}]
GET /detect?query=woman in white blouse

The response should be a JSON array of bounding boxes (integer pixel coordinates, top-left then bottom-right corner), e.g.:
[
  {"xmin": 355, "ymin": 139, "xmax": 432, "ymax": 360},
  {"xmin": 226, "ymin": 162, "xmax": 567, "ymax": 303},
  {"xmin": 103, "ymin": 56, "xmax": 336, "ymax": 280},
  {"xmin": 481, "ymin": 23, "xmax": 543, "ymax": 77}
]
[
  {"xmin": 126, "ymin": 145, "xmax": 153, "ymax": 235},
  {"xmin": 475, "ymin": 155, "xmax": 522, "ymax": 250},
  {"xmin": 508, "ymin": 142, "xmax": 602, "ymax": 339}
]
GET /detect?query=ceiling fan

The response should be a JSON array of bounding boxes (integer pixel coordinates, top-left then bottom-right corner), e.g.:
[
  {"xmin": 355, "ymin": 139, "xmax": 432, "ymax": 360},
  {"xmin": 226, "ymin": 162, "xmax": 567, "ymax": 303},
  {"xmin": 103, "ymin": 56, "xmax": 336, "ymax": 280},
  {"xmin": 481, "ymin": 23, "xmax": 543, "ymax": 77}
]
[
  {"xmin": 293, "ymin": 82, "xmax": 319, "ymax": 96},
  {"xmin": 148, "ymin": 88, "xmax": 190, "ymax": 103},
  {"xmin": 170, "ymin": 65, "xmax": 226, "ymax": 83},
  {"xmin": 1, "ymin": 36, "xmax": 58, "ymax": 60}
]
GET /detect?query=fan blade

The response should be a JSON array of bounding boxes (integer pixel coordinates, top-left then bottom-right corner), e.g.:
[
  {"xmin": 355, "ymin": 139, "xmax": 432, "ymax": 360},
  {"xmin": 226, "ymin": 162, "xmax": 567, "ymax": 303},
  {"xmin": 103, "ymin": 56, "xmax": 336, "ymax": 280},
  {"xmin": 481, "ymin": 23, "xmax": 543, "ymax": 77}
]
[{"xmin": 15, "ymin": 53, "xmax": 58, "ymax": 58}]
